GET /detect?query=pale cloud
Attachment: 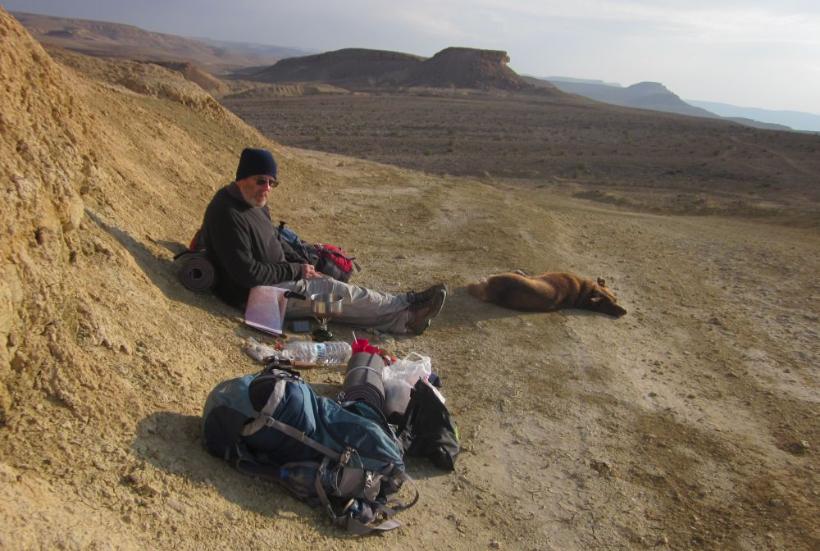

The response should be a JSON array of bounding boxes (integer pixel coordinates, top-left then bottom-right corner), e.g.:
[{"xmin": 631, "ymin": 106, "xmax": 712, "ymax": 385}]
[
  {"xmin": 393, "ymin": 0, "xmax": 820, "ymax": 46},
  {"xmin": 387, "ymin": 4, "xmax": 470, "ymax": 39}
]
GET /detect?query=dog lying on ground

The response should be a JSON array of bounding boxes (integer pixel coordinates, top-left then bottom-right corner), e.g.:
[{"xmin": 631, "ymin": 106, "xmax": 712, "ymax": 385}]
[{"xmin": 467, "ymin": 270, "xmax": 627, "ymax": 317}]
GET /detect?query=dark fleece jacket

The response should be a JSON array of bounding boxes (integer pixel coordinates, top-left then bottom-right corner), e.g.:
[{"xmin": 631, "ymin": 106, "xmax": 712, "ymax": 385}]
[{"xmin": 202, "ymin": 183, "xmax": 302, "ymax": 308}]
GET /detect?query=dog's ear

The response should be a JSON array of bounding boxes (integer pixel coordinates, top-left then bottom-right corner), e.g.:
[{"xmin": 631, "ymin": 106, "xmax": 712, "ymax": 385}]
[{"xmin": 597, "ymin": 277, "xmax": 607, "ymax": 287}]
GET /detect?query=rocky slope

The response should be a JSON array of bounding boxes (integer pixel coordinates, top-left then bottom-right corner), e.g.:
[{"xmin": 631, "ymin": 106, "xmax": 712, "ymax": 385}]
[
  {"xmin": 148, "ymin": 61, "xmax": 231, "ymax": 96},
  {"xmin": 0, "ymin": 8, "xmax": 310, "ymax": 546}
]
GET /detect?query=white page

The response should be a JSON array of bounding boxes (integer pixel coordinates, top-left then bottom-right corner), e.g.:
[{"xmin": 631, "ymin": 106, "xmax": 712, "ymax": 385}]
[{"xmin": 244, "ymin": 285, "xmax": 288, "ymax": 335}]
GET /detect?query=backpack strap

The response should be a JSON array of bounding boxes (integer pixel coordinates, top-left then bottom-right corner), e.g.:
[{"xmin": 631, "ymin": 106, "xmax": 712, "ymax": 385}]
[
  {"xmin": 241, "ymin": 377, "xmax": 343, "ymax": 461},
  {"xmin": 262, "ymin": 416, "xmax": 342, "ymax": 462},
  {"xmin": 345, "ymin": 514, "xmax": 401, "ymax": 535},
  {"xmin": 385, "ymin": 471, "xmax": 420, "ymax": 512},
  {"xmin": 313, "ymin": 458, "xmax": 403, "ymax": 535},
  {"xmin": 240, "ymin": 377, "xmax": 287, "ymax": 437}
]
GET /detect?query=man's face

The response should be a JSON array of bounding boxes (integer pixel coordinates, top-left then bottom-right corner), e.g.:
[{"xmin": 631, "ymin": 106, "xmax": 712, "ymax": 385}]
[{"xmin": 236, "ymin": 175, "xmax": 278, "ymax": 207}]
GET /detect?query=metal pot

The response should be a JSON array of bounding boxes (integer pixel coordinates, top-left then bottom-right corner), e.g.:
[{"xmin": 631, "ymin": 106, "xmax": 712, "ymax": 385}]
[{"xmin": 309, "ymin": 293, "xmax": 344, "ymax": 317}]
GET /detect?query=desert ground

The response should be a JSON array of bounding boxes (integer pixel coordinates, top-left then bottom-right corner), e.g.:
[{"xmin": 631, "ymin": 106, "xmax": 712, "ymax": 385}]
[
  {"xmin": 222, "ymin": 91, "xmax": 820, "ymax": 225},
  {"xmin": 1, "ymin": 8, "xmax": 818, "ymax": 550}
]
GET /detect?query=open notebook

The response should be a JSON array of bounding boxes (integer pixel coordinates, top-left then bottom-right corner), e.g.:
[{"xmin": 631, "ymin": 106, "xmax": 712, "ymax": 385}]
[{"xmin": 244, "ymin": 286, "xmax": 288, "ymax": 335}]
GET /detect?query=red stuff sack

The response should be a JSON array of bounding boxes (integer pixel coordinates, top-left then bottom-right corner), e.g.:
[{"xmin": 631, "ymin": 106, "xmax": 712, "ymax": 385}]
[{"xmin": 314, "ymin": 243, "xmax": 360, "ymax": 282}]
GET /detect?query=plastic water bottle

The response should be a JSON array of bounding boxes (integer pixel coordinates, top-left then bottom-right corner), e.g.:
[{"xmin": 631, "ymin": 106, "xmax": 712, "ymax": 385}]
[{"xmin": 285, "ymin": 341, "xmax": 352, "ymax": 365}]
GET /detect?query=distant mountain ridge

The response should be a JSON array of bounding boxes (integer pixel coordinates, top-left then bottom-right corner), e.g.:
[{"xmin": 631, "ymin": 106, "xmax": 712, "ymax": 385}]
[
  {"xmin": 531, "ymin": 75, "xmax": 793, "ymax": 131},
  {"xmin": 530, "ymin": 76, "xmax": 715, "ymax": 119},
  {"xmin": 688, "ymin": 100, "xmax": 820, "ymax": 132},
  {"xmin": 193, "ymin": 37, "xmax": 312, "ymax": 61},
  {"xmin": 246, "ymin": 46, "xmax": 541, "ymax": 91},
  {"xmin": 12, "ymin": 11, "xmax": 304, "ymax": 72},
  {"xmin": 546, "ymin": 76, "xmax": 622, "ymax": 87}
]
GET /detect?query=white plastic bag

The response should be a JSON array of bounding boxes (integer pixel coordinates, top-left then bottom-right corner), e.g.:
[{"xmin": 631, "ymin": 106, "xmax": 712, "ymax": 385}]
[
  {"xmin": 381, "ymin": 352, "xmax": 433, "ymax": 417},
  {"xmin": 243, "ymin": 337, "xmax": 280, "ymax": 363},
  {"xmin": 382, "ymin": 352, "xmax": 431, "ymax": 386}
]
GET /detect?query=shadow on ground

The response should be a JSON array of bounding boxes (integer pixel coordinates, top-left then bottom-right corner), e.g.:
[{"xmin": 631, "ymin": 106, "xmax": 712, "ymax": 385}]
[
  {"xmin": 132, "ymin": 411, "xmax": 345, "ymax": 535},
  {"xmin": 433, "ymin": 287, "xmax": 526, "ymax": 329},
  {"xmin": 87, "ymin": 208, "xmax": 235, "ymax": 318},
  {"xmin": 133, "ymin": 403, "xmax": 450, "ymax": 531}
]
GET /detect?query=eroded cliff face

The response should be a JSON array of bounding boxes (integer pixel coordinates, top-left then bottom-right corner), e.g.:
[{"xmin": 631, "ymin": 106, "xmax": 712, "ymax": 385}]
[
  {"xmin": 0, "ymin": 3, "xmax": 297, "ymax": 425},
  {"xmin": 404, "ymin": 47, "xmax": 527, "ymax": 90},
  {"xmin": 1, "ymin": 6, "xmax": 92, "ymax": 424}
]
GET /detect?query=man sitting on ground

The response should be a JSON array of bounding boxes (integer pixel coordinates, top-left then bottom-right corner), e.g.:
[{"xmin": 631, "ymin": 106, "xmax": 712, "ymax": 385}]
[{"xmin": 199, "ymin": 147, "xmax": 446, "ymax": 335}]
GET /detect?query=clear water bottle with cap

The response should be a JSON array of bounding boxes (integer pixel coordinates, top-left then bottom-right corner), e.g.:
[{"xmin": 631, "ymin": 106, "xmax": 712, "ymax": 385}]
[{"xmin": 285, "ymin": 341, "xmax": 352, "ymax": 365}]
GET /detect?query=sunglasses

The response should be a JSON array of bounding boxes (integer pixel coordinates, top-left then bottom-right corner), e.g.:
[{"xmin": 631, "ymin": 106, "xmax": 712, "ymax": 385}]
[{"xmin": 255, "ymin": 177, "xmax": 279, "ymax": 188}]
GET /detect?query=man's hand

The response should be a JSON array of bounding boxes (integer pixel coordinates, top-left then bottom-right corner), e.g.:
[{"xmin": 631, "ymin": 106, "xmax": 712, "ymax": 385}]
[{"xmin": 302, "ymin": 264, "xmax": 322, "ymax": 279}]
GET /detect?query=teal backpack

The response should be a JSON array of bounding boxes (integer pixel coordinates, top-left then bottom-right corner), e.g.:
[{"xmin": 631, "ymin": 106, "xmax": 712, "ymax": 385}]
[{"xmin": 202, "ymin": 368, "xmax": 417, "ymax": 534}]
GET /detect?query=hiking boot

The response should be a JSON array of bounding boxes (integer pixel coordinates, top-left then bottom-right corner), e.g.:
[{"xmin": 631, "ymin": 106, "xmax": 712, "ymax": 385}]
[
  {"xmin": 407, "ymin": 283, "xmax": 448, "ymax": 306},
  {"xmin": 406, "ymin": 284, "xmax": 447, "ymax": 335}
]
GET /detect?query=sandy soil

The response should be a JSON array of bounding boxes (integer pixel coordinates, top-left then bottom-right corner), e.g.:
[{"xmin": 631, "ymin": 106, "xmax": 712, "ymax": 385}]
[{"xmin": 1, "ymin": 9, "xmax": 818, "ymax": 550}]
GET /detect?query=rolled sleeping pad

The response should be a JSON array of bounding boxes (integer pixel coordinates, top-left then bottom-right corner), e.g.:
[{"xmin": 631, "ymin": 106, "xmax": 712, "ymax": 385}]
[
  {"xmin": 345, "ymin": 352, "xmax": 386, "ymax": 375},
  {"xmin": 176, "ymin": 251, "xmax": 216, "ymax": 292},
  {"xmin": 342, "ymin": 367, "xmax": 384, "ymax": 414},
  {"xmin": 341, "ymin": 352, "xmax": 386, "ymax": 415}
]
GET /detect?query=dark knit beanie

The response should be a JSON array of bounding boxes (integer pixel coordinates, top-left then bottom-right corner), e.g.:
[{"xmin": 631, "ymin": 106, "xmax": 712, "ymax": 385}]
[{"xmin": 235, "ymin": 148, "xmax": 277, "ymax": 181}]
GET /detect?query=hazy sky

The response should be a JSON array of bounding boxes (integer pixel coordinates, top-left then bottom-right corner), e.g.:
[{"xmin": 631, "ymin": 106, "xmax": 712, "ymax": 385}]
[{"xmin": 5, "ymin": 0, "xmax": 819, "ymax": 113}]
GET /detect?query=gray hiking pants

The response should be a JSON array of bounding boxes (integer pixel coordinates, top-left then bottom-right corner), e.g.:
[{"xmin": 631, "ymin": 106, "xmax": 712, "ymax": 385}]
[{"xmin": 275, "ymin": 277, "xmax": 412, "ymax": 334}]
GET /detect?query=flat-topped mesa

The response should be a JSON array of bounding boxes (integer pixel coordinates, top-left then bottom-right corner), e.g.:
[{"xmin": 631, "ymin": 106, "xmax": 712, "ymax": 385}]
[
  {"xmin": 251, "ymin": 48, "xmax": 423, "ymax": 84},
  {"xmin": 433, "ymin": 47, "xmax": 511, "ymax": 64},
  {"xmin": 248, "ymin": 46, "xmax": 533, "ymax": 91},
  {"xmin": 406, "ymin": 47, "xmax": 528, "ymax": 90},
  {"xmin": 626, "ymin": 81, "xmax": 672, "ymax": 96}
]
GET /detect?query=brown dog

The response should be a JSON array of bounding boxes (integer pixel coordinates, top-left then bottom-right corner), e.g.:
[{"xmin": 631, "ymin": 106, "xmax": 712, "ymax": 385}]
[{"xmin": 467, "ymin": 271, "xmax": 627, "ymax": 317}]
